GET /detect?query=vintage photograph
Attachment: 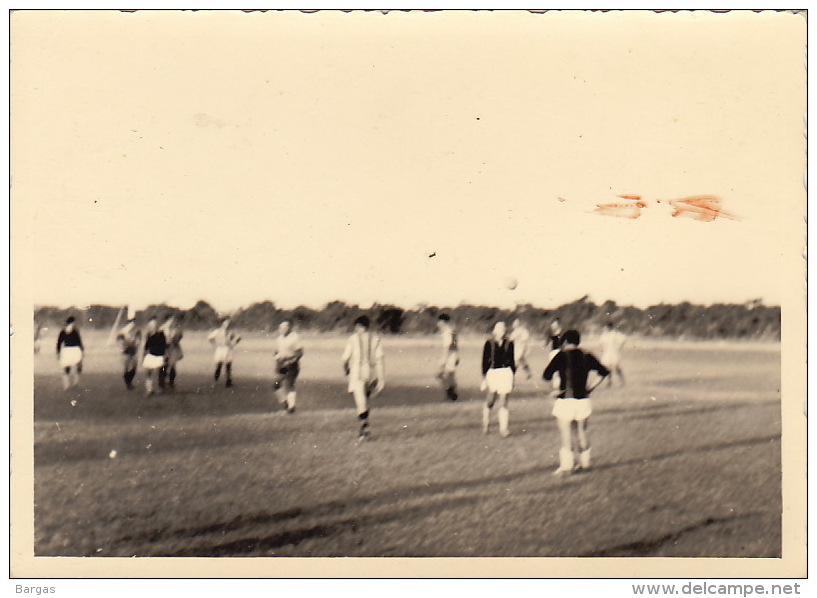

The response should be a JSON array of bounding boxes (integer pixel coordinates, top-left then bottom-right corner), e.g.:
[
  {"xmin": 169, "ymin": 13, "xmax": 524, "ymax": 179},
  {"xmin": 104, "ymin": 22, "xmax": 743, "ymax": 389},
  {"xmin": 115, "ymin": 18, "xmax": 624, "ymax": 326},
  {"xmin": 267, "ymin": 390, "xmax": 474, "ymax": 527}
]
[{"xmin": 10, "ymin": 9, "xmax": 806, "ymax": 578}]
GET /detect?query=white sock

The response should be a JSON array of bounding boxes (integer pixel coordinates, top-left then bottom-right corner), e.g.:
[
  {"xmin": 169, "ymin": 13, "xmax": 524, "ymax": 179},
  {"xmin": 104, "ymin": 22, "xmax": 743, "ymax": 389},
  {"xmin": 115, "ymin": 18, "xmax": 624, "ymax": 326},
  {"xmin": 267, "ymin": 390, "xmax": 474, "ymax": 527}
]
[
  {"xmin": 482, "ymin": 407, "xmax": 491, "ymax": 431},
  {"xmin": 559, "ymin": 448, "xmax": 574, "ymax": 471},
  {"xmin": 62, "ymin": 374, "xmax": 70, "ymax": 390},
  {"xmin": 287, "ymin": 392, "xmax": 296, "ymax": 409},
  {"xmin": 580, "ymin": 448, "xmax": 592, "ymax": 469}
]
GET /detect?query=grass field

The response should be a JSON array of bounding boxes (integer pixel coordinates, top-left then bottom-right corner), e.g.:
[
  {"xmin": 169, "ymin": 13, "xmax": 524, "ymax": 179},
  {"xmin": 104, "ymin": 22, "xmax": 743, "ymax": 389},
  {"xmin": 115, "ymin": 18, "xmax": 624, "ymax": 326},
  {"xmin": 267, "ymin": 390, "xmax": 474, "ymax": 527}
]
[{"xmin": 32, "ymin": 330, "xmax": 781, "ymax": 558}]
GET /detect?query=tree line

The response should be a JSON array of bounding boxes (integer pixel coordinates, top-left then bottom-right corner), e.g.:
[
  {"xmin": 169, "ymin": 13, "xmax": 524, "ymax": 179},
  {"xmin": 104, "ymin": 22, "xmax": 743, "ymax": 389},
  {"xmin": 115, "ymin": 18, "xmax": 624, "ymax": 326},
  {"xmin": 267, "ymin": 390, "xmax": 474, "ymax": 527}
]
[{"xmin": 34, "ymin": 296, "xmax": 780, "ymax": 340}]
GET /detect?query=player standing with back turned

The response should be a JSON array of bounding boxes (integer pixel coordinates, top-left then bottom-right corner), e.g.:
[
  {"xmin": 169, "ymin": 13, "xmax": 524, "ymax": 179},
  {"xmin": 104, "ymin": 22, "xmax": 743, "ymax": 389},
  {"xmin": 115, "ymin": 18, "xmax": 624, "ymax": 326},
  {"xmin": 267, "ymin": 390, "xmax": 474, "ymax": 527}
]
[{"xmin": 543, "ymin": 329, "xmax": 609, "ymax": 476}]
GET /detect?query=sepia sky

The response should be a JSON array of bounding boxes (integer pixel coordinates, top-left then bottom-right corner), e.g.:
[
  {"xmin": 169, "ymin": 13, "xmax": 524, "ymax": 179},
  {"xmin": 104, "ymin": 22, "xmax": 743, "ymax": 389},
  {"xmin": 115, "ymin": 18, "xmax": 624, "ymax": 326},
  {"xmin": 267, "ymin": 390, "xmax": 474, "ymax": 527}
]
[{"xmin": 12, "ymin": 10, "xmax": 806, "ymax": 312}]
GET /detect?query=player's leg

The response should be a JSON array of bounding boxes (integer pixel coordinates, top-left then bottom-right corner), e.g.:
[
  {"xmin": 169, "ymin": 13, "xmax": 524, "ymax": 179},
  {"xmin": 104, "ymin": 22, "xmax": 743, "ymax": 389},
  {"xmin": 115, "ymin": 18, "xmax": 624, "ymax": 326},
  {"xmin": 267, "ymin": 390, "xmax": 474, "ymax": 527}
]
[
  {"xmin": 554, "ymin": 415, "xmax": 575, "ymax": 475},
  {"xmin": 442, "ymin": 370, "xmax": 458, "ymax": 401},
  {"xmin": 168, "ymin": 356, "xmax": 177, "ymax": 388},
  {"xmin": 576, "ymin": 417, "xmax": 591, "ymax": 470},
  {"xmin": 615, "ymin": 364, "xmax": 625, "ymax": 386},
  {"xmin": 124, "ymin": 354, "xmax": 136, "ymax": 389},
  {"xmin": 225, "ymin": 355, "xmax": 233, "ymax": 387},
  {"xmin": 285, "ymin": 366, "xmax": 298, "ymax": 413},
  {"xmin": 351, "ymin": 382, "xmax": 370, "ymax": 441},
  {"xmin": 214, "ymin": 360, "xmax": 222, "ymax": 382},
  {"xmin": 497, "ymin": 393, "xmax": 510, "ymax": 437},
  {"xmin": 145, "ymin": 367, "xmax": 155, "ymax": 395},
  {"xmin": 483, "ymin": 389, "xmax": 497, "ymax": 434},
  {"xmin": 62, "ymin": 366, "xmax": 71, "ymax": 390}
]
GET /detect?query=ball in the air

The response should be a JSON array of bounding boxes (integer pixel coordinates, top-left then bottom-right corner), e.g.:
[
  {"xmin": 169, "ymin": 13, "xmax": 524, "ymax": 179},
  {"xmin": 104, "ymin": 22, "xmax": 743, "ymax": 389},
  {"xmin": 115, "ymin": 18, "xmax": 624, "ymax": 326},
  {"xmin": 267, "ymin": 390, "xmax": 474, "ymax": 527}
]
[
  {"xmin": 109, "ymin": 450, "xmax": 117, "ymax": 459},
  {"xmin": 504, "ymin": 276, "xmax": 518, "ymax": 290}
]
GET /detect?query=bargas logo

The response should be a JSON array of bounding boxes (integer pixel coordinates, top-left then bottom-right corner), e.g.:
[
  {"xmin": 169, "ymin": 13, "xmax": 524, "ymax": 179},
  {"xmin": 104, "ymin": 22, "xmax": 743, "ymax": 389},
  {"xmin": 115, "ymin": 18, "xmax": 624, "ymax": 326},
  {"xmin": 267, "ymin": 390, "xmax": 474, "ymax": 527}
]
[{"xmin": 15, "ymin": 587, "xmax": 56, "ymax": 595}]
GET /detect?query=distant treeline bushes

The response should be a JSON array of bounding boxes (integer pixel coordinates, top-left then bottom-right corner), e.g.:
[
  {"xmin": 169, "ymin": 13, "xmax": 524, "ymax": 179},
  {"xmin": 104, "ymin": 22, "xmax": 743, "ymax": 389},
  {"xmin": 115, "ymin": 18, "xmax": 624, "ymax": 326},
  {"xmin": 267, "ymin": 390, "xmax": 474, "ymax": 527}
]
[{"xmin": 34, "ymin": 297, "xmax": 780, "ymax": 341}]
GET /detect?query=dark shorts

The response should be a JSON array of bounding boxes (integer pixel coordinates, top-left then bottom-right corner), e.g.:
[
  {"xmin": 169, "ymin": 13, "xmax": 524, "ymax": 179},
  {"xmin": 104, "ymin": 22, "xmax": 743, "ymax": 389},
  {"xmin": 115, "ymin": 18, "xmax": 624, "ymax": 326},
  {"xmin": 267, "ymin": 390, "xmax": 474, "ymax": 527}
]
[{"xmin": 275, "ymin": 362, "xmax": 300, "ymax": 391}]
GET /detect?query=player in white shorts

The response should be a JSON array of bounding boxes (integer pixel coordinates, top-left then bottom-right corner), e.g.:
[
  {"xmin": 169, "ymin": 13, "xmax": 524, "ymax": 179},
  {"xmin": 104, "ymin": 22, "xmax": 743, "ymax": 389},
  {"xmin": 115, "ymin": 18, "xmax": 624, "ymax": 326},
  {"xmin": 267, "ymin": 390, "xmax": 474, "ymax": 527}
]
[
  {"xmin": 273, "ymin": 319, "xmax": 304, "ymax": 414},
  {"xmin": 436, "ymin": 313, "xmax": 459, "ymax": 401},
  {"xmin": 481, "ymin": 321, "xmax": 516, "ymax": 437},
  {"xmin": 510, "ymin": 318, "xmax": 533, "ymax": 380},
  {"xmin": 342, "ymin": 315, "xmax": 385, "ymax": 443},
  {"xmin": 56, "ymin": 316, "xmax": 84, "ymax": 390},
  {"xmin": 598, "ymin": 321, "xmax": 627, "ymax": 386},
  {"xmin": 142, "ymin": 317, "xmax": 168, "ymax": 396},
  {"xmin": 543, "ymin": 329, "xmax": 609, "ymax": 476},
  {"xmin": 116, "ymin": 318, "xmax": 142, "ymax": 390},
  {"xmin": 208, "ymin": 318, "xmax": 241, "ymax": 387}
]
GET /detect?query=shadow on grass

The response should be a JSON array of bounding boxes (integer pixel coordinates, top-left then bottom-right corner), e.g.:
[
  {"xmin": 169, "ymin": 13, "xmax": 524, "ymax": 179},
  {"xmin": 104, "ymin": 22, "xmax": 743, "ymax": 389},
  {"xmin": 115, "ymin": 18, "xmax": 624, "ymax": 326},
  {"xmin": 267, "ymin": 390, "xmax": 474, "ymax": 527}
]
[
  {"xmin": 76, "ymin": 432, "xmax": 779, "ymax": 557},
  {"xmin": 583, "ymin": 511, "xmax": 773, "ymax": 557}
]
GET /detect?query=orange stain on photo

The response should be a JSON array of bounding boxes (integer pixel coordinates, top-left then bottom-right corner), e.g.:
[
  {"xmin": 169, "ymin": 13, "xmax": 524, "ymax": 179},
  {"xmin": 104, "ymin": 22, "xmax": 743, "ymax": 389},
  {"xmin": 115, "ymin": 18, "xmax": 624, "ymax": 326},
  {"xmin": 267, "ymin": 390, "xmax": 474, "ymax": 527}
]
[
  {"xmin": 595, "ymin": 196, "xmax": 646, "ymax": 219},
  {"xmin": 669, "ymin": 195, "xmax": 737, "ymax": 222}
]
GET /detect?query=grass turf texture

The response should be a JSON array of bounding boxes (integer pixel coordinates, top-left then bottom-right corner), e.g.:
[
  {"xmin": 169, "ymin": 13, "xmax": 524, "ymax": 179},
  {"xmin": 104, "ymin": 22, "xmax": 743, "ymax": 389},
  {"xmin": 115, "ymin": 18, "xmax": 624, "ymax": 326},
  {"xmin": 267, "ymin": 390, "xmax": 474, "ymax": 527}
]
[{"xmin": 33, "ymin": 332, "xmax": 781, "ymax": 557}]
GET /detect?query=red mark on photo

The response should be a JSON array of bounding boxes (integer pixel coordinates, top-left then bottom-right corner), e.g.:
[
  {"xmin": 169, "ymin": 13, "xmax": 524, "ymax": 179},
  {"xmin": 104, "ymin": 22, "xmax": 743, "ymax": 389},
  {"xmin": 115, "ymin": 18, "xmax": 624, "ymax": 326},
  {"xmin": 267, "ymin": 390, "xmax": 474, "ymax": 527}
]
[
  {"xmin": 669, "ymin": 195, "xmax": 736, "ymax": 222},
  {"xmin": 595, "ymin": 197, "xmax": 647, "ymax": 219}
]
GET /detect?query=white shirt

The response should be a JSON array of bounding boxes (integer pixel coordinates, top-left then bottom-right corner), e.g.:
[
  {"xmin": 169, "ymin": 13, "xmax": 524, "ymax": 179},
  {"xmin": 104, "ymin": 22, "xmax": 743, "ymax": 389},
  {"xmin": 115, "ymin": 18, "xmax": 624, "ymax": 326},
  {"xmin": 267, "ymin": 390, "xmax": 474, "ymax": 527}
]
[
  {"xmin": 208, "ymin": 327, "xmax": 240, "ymax": 348},
  {"xmin": 510, "ymin": 326, "xmax": 531, "ymax": 359},
  {"xmin": 599, "ymin": 329, "xmax": 626, "ymax": 360},
  {"xmin": 276, "ymin": 331, "xmax": 303, "ymax": 359}
]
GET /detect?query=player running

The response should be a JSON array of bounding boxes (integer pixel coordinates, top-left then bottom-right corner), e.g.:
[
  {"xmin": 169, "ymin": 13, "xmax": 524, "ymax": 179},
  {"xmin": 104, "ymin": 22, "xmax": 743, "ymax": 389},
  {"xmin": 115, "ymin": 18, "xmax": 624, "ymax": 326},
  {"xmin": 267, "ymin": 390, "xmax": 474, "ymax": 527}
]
[
  {"xmin": 56, "ymin": 316, "xmax": 84, "ymax": 390},
  {"xmin": 510, "ymin": 318, "xmax": 533, "ymax": 381},
  {"xmin": 273, "ymin": 318, "xmax": 304, "ymax": 414},
  {"xmin": 481, "ymin": 321, "xmax": 516, "ymax": 437},
  {"xmin": 598, "ymin": 321, "xmax": 627, "ymax": 387},
  {"xmin": 116, "ymin": 318, "xmax": 142, "ymax": 390},
  {"xmin": 142, "ymin": 317, "xmax": 167, "ymax": 396},
  {"xmin": 342, "ymin": 315, "xmax": 385, "ymax": 444},
  {"xmin": 208, "ymin": 318, "xmax": 241, "ymax": 388},
  {"xmin": 436, "ymin": 313, "xmax": 459, "ymax": 401},
  {"xmin": 160, "ymin": 315, "xmax": 184, "ymax": 390},
  {"xmin": 543, "ymin": 329, "xmax": 609, "ymax": 476}
]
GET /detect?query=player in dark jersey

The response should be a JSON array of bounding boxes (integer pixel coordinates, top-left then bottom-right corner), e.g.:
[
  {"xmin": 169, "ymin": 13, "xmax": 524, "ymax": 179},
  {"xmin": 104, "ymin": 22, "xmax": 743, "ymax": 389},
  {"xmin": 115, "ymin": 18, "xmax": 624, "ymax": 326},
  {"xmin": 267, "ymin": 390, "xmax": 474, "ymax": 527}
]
[
  {"xmin": 56, "ymin": 316, "xmax": 84, "ymax": 390},
  {"xmin": 481, "ymin": 321, "xmax": 516, "ymax": 437},
  {"xmin": 142, "ymin": 317, "xmax": 168, "ymax": 396},
  {"xmin": 543, "ymin": 329, "xmax": 609, "ymax": 476}
]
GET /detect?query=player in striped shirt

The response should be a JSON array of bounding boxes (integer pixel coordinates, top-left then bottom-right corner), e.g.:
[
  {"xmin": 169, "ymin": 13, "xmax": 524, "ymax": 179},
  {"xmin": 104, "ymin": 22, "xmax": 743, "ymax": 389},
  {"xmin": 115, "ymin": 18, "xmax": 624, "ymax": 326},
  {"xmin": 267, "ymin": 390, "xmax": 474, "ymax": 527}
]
[
  {"xmin": 543, "ymin": 329, "xmax": 609, "ymax": 476},
  {"xmin": 436, "ymin": 314, "xmax": 459, "ymax": 401},
  {"xmin": 273, "ymin": 319, "xmax": 304, "ymax": 414},
  {"xmin": 208, "ymin": 318, "xmax": 241, "ymax": 388},
  {"xmin": 56, "ymin": 316, "xmax": 84, "ymax": 390},
  {"xmin": 342, "ymin": 315, "xmax": 385, "ymax": 443},
  {"xmin": 116, "ymin": 318, "xmax": 142, "ymax": 390}
]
